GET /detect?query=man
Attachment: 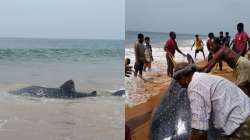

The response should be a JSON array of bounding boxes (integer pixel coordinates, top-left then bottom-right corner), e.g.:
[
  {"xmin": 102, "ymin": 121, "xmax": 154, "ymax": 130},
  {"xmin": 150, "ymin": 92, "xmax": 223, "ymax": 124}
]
[
  {"xmin": 144, "ymin": 37, "xmax": 154, "ymax": 71},
  {"xmin": 206, "ymin": 33, "xmax": 214, "ymax": 61},
  {"xmin": 224, "ymin": 32, "xmax": 231, "ymax": 48},
  {"xmin": 206, "ymin": 33, "xmax": 223, "ymax": 71},
  {"xmin": 219, "ymin": 31, "xmax": 226, "ymax": 46},
  {"xmin": 202, "ymin": 37, "xmax": 250, "ymax": 95},
  {"xmin": 134, "ymin": 33, "xmax": 145, "ymax": 77},
  {"xmin": 191, "ymin": 34, "xmax": 205, "ymax": 60},
  {"xmin": 125, "ymin": 58, "xmax": 132, "ymax": 77},
  {"xmin": 232, "ymin": 22, "xmax": 250, "ymax": 56},
  {"xmin": 173, "ymin": 63, "xmax": 250, "ymax": 140},
  {"xmin": 164, "ymin": 31, "xmax": 186, "ymax": 77}
]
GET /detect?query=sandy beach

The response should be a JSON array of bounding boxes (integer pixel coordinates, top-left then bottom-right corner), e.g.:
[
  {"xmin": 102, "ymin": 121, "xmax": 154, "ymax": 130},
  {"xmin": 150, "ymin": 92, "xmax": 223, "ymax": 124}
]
[{"xmin": 125, "ymin": 41, "xmax": 235, "ymax": 140}]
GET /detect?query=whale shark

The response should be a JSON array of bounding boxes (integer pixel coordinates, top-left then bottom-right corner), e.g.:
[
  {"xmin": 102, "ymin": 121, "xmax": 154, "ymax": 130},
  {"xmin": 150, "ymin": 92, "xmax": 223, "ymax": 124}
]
[
  {"xmin": 150, "ymin": 80, "xmax": 192, "ymax": 140},
  {"xmin": 8, "ymin": 80, "xmax": 97, "ymax": 99},
  {"xmin": 111, "ymin": 89, "xmax": 125, "ymax": 96}
]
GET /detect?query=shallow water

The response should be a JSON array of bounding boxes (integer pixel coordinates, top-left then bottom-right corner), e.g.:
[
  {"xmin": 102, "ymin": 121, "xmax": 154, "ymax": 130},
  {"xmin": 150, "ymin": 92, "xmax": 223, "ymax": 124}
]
[
  {"xmin": 0, "ymin": 38, "xmax": 124, "ymax": 92},
  {"xmin": 0, "ymin": 38, "xmax": 124, "ymax": 140},
  {"xmin": 0, "ymin": 93, "xmax": 124, "ymax": 140}
]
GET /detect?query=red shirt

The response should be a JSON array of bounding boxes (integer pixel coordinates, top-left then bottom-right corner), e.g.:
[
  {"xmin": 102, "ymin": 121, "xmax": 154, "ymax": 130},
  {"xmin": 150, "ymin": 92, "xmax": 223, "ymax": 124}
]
[
  {"xmin": 165, "ymin": 38, "xmax": 176, "ymax": 55},
  {"xmin": 234, "ymin": 31, "xmax": 249, "ymax": 54}
]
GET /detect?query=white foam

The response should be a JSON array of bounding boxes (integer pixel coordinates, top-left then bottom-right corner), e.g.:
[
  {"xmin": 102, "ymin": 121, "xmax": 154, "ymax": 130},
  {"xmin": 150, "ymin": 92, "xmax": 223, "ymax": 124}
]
[{"xmin": 125, "ymin": 39, "xmax": 209, "ymax": 65}]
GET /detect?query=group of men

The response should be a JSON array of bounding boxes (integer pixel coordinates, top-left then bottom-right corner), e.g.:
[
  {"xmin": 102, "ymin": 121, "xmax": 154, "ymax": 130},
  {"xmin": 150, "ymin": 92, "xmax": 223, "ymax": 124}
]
[
  {"xmin": 126, "ymin": 22, "xmax": 250, "ymax": 140},
  {"xmin": 133, "ymin": 33, "xmax": 154, "ymax": 77},
  {"xmin": 172, "ymin": 22, "xmax": 250, "ymax": 140}
]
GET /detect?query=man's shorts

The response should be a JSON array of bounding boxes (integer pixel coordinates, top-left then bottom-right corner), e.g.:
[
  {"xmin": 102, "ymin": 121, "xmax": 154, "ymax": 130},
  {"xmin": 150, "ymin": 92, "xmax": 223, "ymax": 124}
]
[{"xmin": 195, "ymin": 49, "xmax": 204, "ymax": 53}]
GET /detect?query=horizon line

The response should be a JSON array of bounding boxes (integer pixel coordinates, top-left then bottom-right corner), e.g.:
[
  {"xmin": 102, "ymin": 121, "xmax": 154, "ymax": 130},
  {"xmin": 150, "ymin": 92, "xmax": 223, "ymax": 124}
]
[
  {"xmin": 126, "ymin": 30, "xmax": 207, "ymax": 37},
  {"xmin": 0, "ymin": 36, "xmax": 124, "ymax": 41}
]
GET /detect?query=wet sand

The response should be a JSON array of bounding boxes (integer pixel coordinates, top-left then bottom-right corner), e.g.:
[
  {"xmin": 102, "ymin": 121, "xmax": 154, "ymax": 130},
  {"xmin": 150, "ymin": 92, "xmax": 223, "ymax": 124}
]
[
  {"xmin": 0, "ymin": 80, "xmax": 124, "ymax": 140},
  {"xmin": 0, "ymin": 94, "xmax": 124, "ymax": 140},
  {"xmin": 125, "ymin": 60, "xmax": 234, "ymax": 140}
]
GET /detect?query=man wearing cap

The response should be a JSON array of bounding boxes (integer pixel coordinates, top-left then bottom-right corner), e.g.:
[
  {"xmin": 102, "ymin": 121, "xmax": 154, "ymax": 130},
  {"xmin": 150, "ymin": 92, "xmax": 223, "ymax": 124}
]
[{"xmin": 173, "ymin": 63, "xmax": 250, "ymax": 140}]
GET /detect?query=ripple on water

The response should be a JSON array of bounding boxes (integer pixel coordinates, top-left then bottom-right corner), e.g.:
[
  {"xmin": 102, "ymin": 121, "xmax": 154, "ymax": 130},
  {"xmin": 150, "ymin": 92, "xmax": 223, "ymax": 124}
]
[{"xmin": 0, "ymin": 91, "xmax": 123, "ymax": 140}]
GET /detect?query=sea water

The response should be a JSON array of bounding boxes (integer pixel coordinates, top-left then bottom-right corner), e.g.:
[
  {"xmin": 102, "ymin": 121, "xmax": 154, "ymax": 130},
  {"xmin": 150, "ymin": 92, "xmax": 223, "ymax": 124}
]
[
  {"xmin": 126, "ymin": 31, "xmax": 209, "ymax": 65},
  {"xmin": 0, "ymin": 38, "xmax": 124, "ymax": 140}
]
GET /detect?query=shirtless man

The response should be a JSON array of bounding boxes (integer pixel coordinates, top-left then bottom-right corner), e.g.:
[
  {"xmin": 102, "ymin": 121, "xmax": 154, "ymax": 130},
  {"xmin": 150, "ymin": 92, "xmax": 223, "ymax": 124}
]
[
  {"xmin": 191, "ymin": 34, "xmax": 205, "ymax": 60},
  {"xmin": 164, "ymin": 31, "xmax": 186, "ymax": 77},
  {"xmin": 219, "ymin": 31, "xmax": 226, "ymax": 46},
  {"xmin": 206, "ymin": 33, "xmax": 222, "ymax": 71},
  {"xmin": 206, "ymin": 33, "xmax": 214, "ymax": 61},
  {"xmin": 202, "ymin": 37, "xmax": 250, "ymax": 96},
  {"xmin": 134, "ymin": 33, "xmax": 145, "ymax": 77}
]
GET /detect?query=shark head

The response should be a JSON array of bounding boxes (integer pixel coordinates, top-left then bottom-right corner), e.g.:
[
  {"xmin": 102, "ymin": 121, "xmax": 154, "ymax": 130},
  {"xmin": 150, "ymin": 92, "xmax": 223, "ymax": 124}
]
[
  {"xmin": 186, "ymin": 53, "xmax": 194, "ymax": 64},
  {"xmin": 60, "ymin": 80, "xmax": 76, "ymax": 93}
]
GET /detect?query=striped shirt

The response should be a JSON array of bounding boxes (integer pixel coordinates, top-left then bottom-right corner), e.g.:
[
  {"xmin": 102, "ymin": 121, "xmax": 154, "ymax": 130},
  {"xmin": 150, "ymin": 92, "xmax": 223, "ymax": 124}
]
[{"xmin": 188, "ymin": 72, "xmax": 250, "ymax": 135}]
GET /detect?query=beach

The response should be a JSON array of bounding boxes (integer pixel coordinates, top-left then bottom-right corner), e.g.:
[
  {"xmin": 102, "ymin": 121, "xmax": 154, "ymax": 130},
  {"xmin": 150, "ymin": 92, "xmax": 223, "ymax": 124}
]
[
  {"xmin": 125, "ymin": 32, "xmax": 209, "ymax": 107},
  {"xmin": 125, "ymin": 32, "xmax": 235, "ymax": 139},
  {"xmin": 0, "ymin": 38, "xmax": 124, "ymax": 140}
]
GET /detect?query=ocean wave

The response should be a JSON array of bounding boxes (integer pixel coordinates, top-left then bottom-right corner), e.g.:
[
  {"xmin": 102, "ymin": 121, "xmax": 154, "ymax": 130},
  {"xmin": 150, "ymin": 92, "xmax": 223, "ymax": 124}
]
[{"xmin": 0, "ymin": 48, "xmax": 123, "ymax": 62}]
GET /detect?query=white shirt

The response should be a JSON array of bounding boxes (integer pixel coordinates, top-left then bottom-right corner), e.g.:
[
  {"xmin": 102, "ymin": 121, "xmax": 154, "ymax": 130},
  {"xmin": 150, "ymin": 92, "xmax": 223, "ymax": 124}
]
[{"xmin": 188, "ymin": 72, "xmax": 250, "ymax": 135}]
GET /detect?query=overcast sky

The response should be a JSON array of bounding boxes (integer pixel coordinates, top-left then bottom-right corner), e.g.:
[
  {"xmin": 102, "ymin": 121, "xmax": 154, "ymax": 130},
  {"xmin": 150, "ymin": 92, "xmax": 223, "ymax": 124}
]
[
  {"xmin": 0, "ymin": 0, "xmax": 124, "ymax": 40},
  {"xmin": 126, "ymin": 0, "xmax": 250, "ymax": 35}
]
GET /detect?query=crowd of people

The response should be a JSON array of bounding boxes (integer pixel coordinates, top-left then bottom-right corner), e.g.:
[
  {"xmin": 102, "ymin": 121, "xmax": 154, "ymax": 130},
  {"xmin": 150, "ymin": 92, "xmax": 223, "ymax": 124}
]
[
  {"xmin": 165, "ymin": 22, "xmax": 250, "ymax": 140},
  {"xmin": 129, "ymin": 22, "xmax": 250, "ymax": 78},
  {"xmin": 125, "ymin": 22, "xmax": 250, "ymax": 140}
]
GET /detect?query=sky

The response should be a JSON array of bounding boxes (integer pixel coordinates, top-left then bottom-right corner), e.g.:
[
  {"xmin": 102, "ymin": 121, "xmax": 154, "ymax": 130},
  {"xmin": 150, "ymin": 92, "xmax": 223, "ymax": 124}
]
[
  {"xmin": 0, "ymin": 0, "xmax": 125, "ymax": 40},
  {"xmin": 126, "ymin": 0, "xmax": 250, "ymax": 36}
]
